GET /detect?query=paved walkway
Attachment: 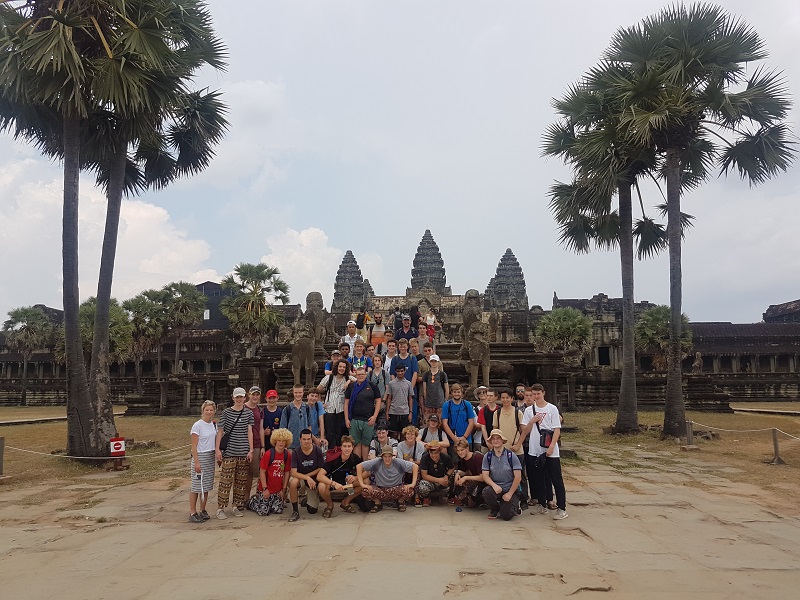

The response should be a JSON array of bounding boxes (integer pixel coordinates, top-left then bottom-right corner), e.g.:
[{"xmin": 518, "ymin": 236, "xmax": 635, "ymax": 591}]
[{"xmin": 0, "ymin": 442, "xmax": 798, "ymax": 599}]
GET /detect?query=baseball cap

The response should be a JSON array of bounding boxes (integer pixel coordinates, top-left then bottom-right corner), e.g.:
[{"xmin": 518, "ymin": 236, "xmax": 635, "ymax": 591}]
[
  {"xmin": 429, "ymin": 354, "xmax": 440, "ymax": 362},
  {"xmin": 381, "ymin": 445, "xmax": 395, "ymax": 456},
  {"xmin": 347, "ymin": 320, "xmax": 356, "ymax": 326},
  {"xmin": 232, "ymin": 387, "xmax": 246, "ymax": 397},
  {"xmin": 249, "ymin": 385, "xmax": 261, "ymax": 394},
  {"xmin": 428, "ymin": 414, "xmax": 440, "ymax": 422},
  {"xmin": 265, "ymin": 389, "xmax": 279, "ymax": 399},
  {"xmin": 402, "ymin": 314, "xmax": 411, "ymax": 320}
]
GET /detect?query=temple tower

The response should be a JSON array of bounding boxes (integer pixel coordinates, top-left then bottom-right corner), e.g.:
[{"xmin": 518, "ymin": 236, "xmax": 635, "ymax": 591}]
[
  {"xmin": 331, "ymin": 251, "xmax": 371, "ymax": 312},
  {"xmin": 407, "ymin": 230, "xmax": 451, "ymax": 295},
  {"xmin": 484, "ymin": 248, "xmax": 528, "ymax": 310}
]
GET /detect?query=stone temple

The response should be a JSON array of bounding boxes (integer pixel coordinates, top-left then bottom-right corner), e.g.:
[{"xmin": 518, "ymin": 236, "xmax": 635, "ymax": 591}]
[{"xmin": 1, "ymin": 230, "xmax": 798, "ymax": 412}]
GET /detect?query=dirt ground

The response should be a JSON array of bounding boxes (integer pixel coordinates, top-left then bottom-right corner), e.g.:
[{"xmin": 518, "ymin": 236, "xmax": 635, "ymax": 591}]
[{"xmin": 1, "ymin": 409, "xmax": 799, "ymax": 599}]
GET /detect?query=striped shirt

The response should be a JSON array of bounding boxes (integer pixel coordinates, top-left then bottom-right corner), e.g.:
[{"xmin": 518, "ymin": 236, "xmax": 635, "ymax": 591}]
[{"xmin": 219, "ymin": 407, "xmax": 254, "ymax": 458}]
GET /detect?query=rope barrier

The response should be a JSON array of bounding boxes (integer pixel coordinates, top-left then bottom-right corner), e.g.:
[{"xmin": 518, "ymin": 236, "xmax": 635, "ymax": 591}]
[
  {"xmin": 775, "ymin": 429, "xmax": 800, "ymax": 442},
  {"xmin": 5, "ymin": 444, "xmax": 190, "ymax": 460},
  {"xmin": 689, "ymin": 421, "xmax": 775, "ymax": 434}
]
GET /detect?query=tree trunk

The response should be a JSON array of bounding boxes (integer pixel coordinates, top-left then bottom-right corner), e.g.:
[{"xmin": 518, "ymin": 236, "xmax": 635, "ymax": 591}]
[
  {"xmin": 63, "ymin": 115, "xmax": 96, "ymax": 458},
  {"xmin": 614, "ymin": 182, "xmax": 638, "ymax": 433},
  {"xmin": 135, "ymin": 356, "xmax": 143, "ymax": 395},
  {"xmin": 663, "ymin": 149, "xmax": 686, "ymax": 437},
  {"xmin": 88, "ymin": 143, "xmax": 126, "ymax": 449},
  {"xmin": 21, "ymin": 355, "xmax": 29, "ymax": 407}
]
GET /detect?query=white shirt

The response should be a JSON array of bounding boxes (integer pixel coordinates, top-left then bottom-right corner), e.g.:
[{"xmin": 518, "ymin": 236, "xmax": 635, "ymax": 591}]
[
  {"xmin": 522, "ymin": 402, "xmax": 560, "ymax": 458},
  {"xmin": 190, "ymin": 419, "xmax": 217, "ymax": 453}
]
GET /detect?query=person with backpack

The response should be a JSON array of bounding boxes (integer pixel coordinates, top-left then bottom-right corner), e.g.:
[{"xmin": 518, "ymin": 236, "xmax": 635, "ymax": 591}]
[
  {"xmin": 344, "ymin": 366, "xmax": 382, "ymax": 460},
  {"xmin": 384, "ymin": 363, "xmax": 413, "ymax": 436},
  {"xmin": 491, "ymin": 388, "xmax": 528, "ymax": 505},
  {"xmin": 441, "ymin": 383, "xmax": 476, "ymax": 461},
  {"xmin": 476, "ymin": 388, "xmax": 500, "ymax": 449},
  {"xmin": 481, "ymin": 429, "xmax": 523, "ymax": 521},
  {"xmin": 280, "ymin": 384, "xmax": 314, "ymax": 450},
  {"xmin": 261, "ymin": 389, "xmax": 283, "ymax": 451},
  {"xmin": 417, "ymin": 414, "xmax": 450, "ymax": 450},
  {"xmin": 316, "ymin": 360, "xmax": 354, "ymax": 449},
  {"xmin": 305, "ymin": 390, "xmax": 326, "ymax": 447},
  {"xmin": 421, "ymin": 353, "xmax": 448, "ymax": 421},
  {"xmin": 247, "ymin": 428, "xmax": 293, "ymax": 516}
]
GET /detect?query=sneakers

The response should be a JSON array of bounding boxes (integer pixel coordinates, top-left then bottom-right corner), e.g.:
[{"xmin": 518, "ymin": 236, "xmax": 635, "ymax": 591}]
[
  {"xmin": 216, "ymin": 509, "xmax": 227, "ymax": 520},
  {"xmin": 231, "ymin": 507, "xmax": 244, "ymax": 517},
  {"xmin": 288, "ymin": 511, "xmax": 300, "ymax": 522},
  {"xmin": 487, "ymin": 510, "xmax": 499, "ymax": 520},
  {"xmin": 189, "ymin": 513, "xmax": 204, "ymax": 523},
  {"xmin": 552, "ymin": 509, "xmax": 568, "ymax": 520},
  {"xmin": 414, "ymin": 497, "xmax": 422, "ymax": 508},
  {"xmin": 200, "ymin": 510, "xmax": 210, "ymax": 521},
  {"xmin": 530, "ymin": 505, "xmax": 548, "ymax": 515},
  {"xmin": 422, "ymin": 498, "xmax": 431, "ymax": 507},
  {"xmin": 527, "ymin": 499, "xmax": 537, "ymax": 507}
]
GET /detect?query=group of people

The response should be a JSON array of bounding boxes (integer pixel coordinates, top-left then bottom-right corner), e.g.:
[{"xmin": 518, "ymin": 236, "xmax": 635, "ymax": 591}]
[{"xmin": 189, "ymin": 376, "xmax": 568, "ymax": 524}]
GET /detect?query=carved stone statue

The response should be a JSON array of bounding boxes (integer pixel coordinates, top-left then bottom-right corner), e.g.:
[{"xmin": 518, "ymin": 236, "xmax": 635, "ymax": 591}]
[
  {"xmin": 303, "ymin": 291, "xmax": 327, "ymax": 348},
  {"xmin": 324, "ymin": 316, "xmax": 340, "ymax": 344},
  {"xmin": 467, "ymin": 321, "xmax": 491, "ymax": 389},
  {"xmin": 460, "ymin": 288, "xmax": 482, "ymax": 359},
  {"xmin": 692, "ymin": 351, "xmax": 703, "ymax": 374},
  {"xmin": 292, "ymin": 319, "xmax": 318, "ymax": 388},
  {"xmin": 488, "ymin": 309, "xmax": 499, "ymax": 343},
  {"xmin": 277, "ymin": 325, "xmax": 294, "ymax": 345}
]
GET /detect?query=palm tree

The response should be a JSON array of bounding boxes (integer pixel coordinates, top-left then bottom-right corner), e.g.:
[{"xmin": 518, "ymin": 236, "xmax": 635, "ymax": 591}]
[
  {"xmin": 122, "ymin": 291, "xmax": 168, "ymax": 394},
  {"xmin": 219, "ymin": 263, "xmax": 290, "ymax": 357},
  {"xmin": 3, "ymin": 306, "xmax": 54, "ymax": 406},
  {"xmin": 163, "ymin": 282, "xmax": 206, "ymax": 375},
  {"xmin": 598, "ymin": 3, "xmax": 795, "ymax": 436},
  {"xmin": 635, "ymin": 305, "xmax": 691, "ymax": 372},
  {"xmin": 535, "ymin": 308, "xmax": 594, "ymax": 362}
]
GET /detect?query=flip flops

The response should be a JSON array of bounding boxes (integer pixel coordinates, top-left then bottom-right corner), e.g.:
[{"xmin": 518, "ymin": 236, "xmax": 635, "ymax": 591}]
[
  {"xmin": 369, "ymin": 503, "xmax": 383, "ymax": 513},
  {"xmin": 340, "ymin": 503, "xmax": 358, "ymax": 513}
]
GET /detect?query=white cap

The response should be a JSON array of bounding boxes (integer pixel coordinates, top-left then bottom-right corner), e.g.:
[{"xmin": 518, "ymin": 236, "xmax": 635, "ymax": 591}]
[
  {"xmin": 232, "ymin": 387, "xmax": 247, "ymax": 397},
  {"xmin": 347, "ymin": 320, "xmax": 356, "ymax": 326},
  {"xmin": 429, "ymin": 354, "xmax": 440, "ymax": 362}
]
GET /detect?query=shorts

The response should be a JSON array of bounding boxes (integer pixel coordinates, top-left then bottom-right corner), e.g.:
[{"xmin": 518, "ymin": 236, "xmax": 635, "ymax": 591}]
[
  {"xmin": 249, "ymin": 448, "xmax": 263, "ymax": 477},
  {"xmin": 388, "ymin": 414, "xmax": 410, "ymax": 434},
  {"xmin": 350, "ymin": 419, "xmax": 375, "ymax": 445}
]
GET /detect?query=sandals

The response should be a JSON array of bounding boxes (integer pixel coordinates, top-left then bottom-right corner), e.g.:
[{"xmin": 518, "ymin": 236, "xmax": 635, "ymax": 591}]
[
  {"xmin": 369, "ymin": 503, "xmax": 383, "ymax": 513},
  {"xmin": 398, "ymin": 502, "xmax": 406, "ymax": 512},
  {"xmin": 340, "ymin": 503, "xmax": 358, "ymax": 514},
  {"xmin": 322, "ymin": 507, "xmax": 333, "ymax": 518}
]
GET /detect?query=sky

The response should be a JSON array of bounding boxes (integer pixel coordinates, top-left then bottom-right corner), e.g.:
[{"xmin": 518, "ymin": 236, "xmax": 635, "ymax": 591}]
[{"xmin": 1, "ymin": 0, "xmax": 798, "ymax": 324}]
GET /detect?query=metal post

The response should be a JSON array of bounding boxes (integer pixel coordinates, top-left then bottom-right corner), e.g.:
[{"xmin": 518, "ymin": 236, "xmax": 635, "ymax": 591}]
[{"xmin": 769, "ymin": 428, "xmax": 786, "ymax": 465}]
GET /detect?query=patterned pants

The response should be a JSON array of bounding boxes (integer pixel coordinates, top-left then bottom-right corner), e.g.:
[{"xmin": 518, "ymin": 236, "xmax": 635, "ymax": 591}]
[
  {"xmin": 453, "ymin": 480, "xmax": 486, "ymax": 507},
  {"xmin": 416, "ymin": 478, "xmax": 453, "ymax": 498},
  {"xmin": 362, "ymin": 485, "xmax": 414, "ymax": 503},
  {"xmin": 218, "ymin": 457, "xmax": 250, "ymax": 509}
]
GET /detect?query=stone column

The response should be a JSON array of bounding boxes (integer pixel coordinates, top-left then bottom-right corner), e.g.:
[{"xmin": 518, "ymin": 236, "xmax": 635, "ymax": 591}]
[
  {"xmin": 770, "ymin": 355, "xmax": 777, "ymax": 373},
  {"xmin": 712, "ymin": 356, "xmax": 721, "ymax": 374}
]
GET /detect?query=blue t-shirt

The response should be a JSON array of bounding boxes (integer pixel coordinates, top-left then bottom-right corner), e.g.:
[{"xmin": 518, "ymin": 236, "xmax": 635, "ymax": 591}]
[
  {"xmin": 261, "ymin": 406, "xmax": 283, "ymax": 449},
  {"xmin": 441, "ymin": 399, "xmax": 476, "ymax": 442},
  {"xmin": 390, "ymin": 354, "xmax": 419, "ymax": 384}
]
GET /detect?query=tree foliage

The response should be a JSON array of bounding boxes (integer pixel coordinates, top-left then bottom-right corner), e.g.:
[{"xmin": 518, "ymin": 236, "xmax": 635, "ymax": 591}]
[
  {"xmin": 535, "ymin": 308, "xmax": 594, "ymax": 359},
  {"xmin": 635, "ymin": 305, "xmax": 692, "ymax": 371}
]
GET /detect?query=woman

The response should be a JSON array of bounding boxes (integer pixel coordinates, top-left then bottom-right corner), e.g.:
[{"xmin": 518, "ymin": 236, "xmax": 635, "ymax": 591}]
[
  {"xmin": 248, "ymin": 428, "xmax": 293, "ymax": 516},
  {"xmin": 425, "ymin": 308, "xmax": 438, "ymax": 342},
  {"xmin": 189, "ymin": 400, "xmax": 217, "ymax": 523},
  {"xmin": 317, "ymin": 359, "xmax": 354, "ymax": 448},
  {"xmin": 215, "ymin": 387, "xmax": 254, "ymax": 520}
]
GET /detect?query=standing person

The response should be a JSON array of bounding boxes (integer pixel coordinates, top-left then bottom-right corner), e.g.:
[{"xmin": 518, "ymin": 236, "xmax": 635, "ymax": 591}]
[
  {"xmin": 416, "ymin": 327, "xmax": 431, "ymax": 349},
  {"xmin": 340, "ymin": 320, "xmax": 364, "ymax": 355},
  {"xmin": 248, "ymin": 428, "xmax": 293, "ymax": 516},
  {"xmin": 451, "ymin": 439, "xmax": 486, "ymax": 508},
  {"xmin": 441, "ymin": 383, "xmax": 476, "ymax": 462},
  {"xmin": 384, "ymin": 364, "xmax": 413, "ymax": 437},
  {"xmin": 243, "ymin": 386, "xmax": 266, "ymax": 501},
  {"xmin": 521, "ymin": 386, "xmax": 539, "ymax": 505},
  {"xmin": 369, "ymin": 353, "xmax": 388, "ymax": 403},
  {"xmin": 287, "ymin": 429, "xmax": 326, "ymax": 522},
  {"xmin": 215, "ymin": 387, "xmax": 254, "ymax": 520},
  {"xmin": 369, "ymin": 313, "xmax": 386, "ymax": 348},
  {"xmin": 355, "ymin": 305, "xmax": 370, "ymax": 340},
  {"xmin": 422, "ymin": 354, "xmax": 448, "ymax": 422},
  {"xmin": 514, "ymin": 384, "xmax": 526, "ymax": 410},
  {"xmin": 492, "ymin": 388, "xmax": 527, "ymax": 505},
  {"xmin": 425, "ymin": 308, "xmax": 439, "ymax": 342},
  {"xmin": 189, "ymin": 400, "xmax": 217, "ymax": 523},
  {"xmin": 280, "ymin": 384, "xmax": 313, "ymax": 449},
  {"xmin": 471, "ymin": 386, "xmax": 488, "ymax": 451},
  {"xmin": 481, "ymin": 429, "xmax": 523, "ymax": 521},
  {"xmin": 348, "ymin": 339, "xmax": 373, "ymax": 373},
  {"xmin": 382, "ymin": 338, "xmax": 398, "ymax": 375},
  {"xmin": 261, "ymin": 389, "xmax": 283, "ymax": 451},
  {"xmin": 357, "ymin": 445, "xmax": 419, "ymax": 512},
  {"xmin": 393, "ymin": 314, "xmax": 418, "ymax": 342},
  {"xmin": 344, "ymin": 366, "xmax": 382, "ymax": 459},
  {"xmin": 390, "ymin": 338, "xmax": 419, "ymax": 423},
  {"xmin": 392, "ymin": 306, "xmax": 403, "ymax": 331},
  {"xmin": 338, "ymin": 341, "xmax": 352, "ymax": 362},
  {"xmin": 477, "ymin": 389, "xmax": 500, "ymax": 449},
  {"xmin": 521, "ymin": 384, "xmax": 567, "ymax": 520},
  {"xmin": 409, "ymin": 305, "xmax": 422, "ymax": 333},
  {"xmin": 317, "ymin": 359, "xmax": 353, "ymax": 449},
  {"xmin": 323, "ymin": 349, "xmax": 342, "ymax": 376},
  {"xmin": 317, "ymin": 435, "xmax": 363, "ymax": 515},
  {"xmin": 414, "ymin": 341, "xmax": 431, "ymax": 417},
  {"xmin": 377, "ymin": 329, "xmax": 395, "ymax": 360},
  {"xmin": 306, "ymin": 390, "xmax": 326, "ymax": 447}
]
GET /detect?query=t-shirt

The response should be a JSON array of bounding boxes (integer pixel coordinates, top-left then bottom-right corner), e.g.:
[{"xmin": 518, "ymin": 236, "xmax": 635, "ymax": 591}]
[
  {"xmin": 441, "ymin": 399, "xmax": 476, "ymax": 441},
  {"xmin": 322, "ymin": 453, "xmax": 362, "ymax": 485},
  {"xmin": 345, "ymin": 381, "xmax": 381, "ymax": 420},
  {"xmin": 390, "ymin": 354, "xmax": 419, "ymax": 384},
  {"xmin": 422, "ymin": 370, "xmax": 448, "ymax": 409},
  {"xmin": 481, "ymin": 448, "xmax": 522, "ymax": 492},
  {"xmin": 370, "ymin": 324, "xmax": 386, "ymax": 346},
  {"xmin": 361, "ymin": 457, "xmax": 415, "ymax": 488},
  {"xmin": 420, "ymin": 452, "xmax": 454, "ymax": 479},
  {"xmin": 319, "ymin": 374, "xmax": 350, "ymax": 413},
  {"xmin": 382, "ymin": 353, "xmax": 397, "ymax": 376},
  {"xmin": 419, "ymin": 427, "xmax": 445, "ymax": 444},
  {"xmin": 245, "ymin": 403, "xmax": 263, "ymax": 448},
  {"xmin": 348, "ymin": 355, "xmax": 373, "ymax": 371},
  {"xmin": 279, "ymin": 402, "xmax": 313, "ymax": 449},
  {"xmin": 522, "ymin": 402, "xmax": 561, "ymax": 458},
  {"xmin": 340, "ymin": 333, "xmax": 364, "ymax": 354},
  {"xmin": 190, "ymin": 419, "xmax": 217, "ymax": 453},
  {"xmin": 307, "ymin": 401, "xmax": 325, "ymax": 438},
  {"xmin": 477, "ymin": 404, "xmax": 500, "ymax": 429},
  {"xmin": 369, "ymin": 368, "xmax": 388, "ymax": 398},
  {"xmin": 393, "ymin": 327, "xmax": 418, "ymax": 341},
  {"xmin": 385, "ymin": 378, "xmax": 413, "ymax": 415},
  {"xmin": 493, "ymin": 406, "xmax": 524, "ymax": 452},
  {"xmin": 397, "ymin": 440, "xmax": 426, "ymax": 462},
  {"xmin": 458, "ymin": 451, "xmax": 484, "ymax": 476},
  {"xmin": 368, "ymin": 436, "xmax": 398, "ymax": 459},
  {"xmin": 291, "ymin": 444, "xmax": 326, "ymax": 475},
  {"xmin": 258, "ymin": 447, "xmax": 291, "ymax": 494},
  {"xmin": 261, "ymin": 406, "xmax": 283, "ymax": 449},
  {"xmin": 218, "ymin": 407, "xmax": 254, "ymax": 458}
]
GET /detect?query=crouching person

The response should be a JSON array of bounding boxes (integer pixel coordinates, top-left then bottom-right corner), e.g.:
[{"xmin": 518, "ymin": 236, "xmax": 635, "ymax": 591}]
[
  {"xmin": 452, "ymin": 439, "xmax": 486, "ymax": 507},
  {"xmin": 416, "ymin": 439, "xmax": 454, "ymax": 506},
  {"xmin": 482, "ymin": 429, "xmax": 523, "ymax": 521},
  {"xmin": 288, "ymin": 429, "xmax": 325, "ymax": 522},
  {"xmin": 357, "ymin": 445, "xmax": 419, "ymax": 512},
  {"xmin": 317, "ymin": 435, "xmax": 363, "ymax": 516},
  {"xmin": 248, "ymin": 428, "xmax": 292, "ymax": 516}
]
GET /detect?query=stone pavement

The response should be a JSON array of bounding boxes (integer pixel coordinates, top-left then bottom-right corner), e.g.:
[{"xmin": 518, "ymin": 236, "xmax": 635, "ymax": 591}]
[{"xmin": 0, "ymin": 442, "xmax": 798, "ymax": 600}]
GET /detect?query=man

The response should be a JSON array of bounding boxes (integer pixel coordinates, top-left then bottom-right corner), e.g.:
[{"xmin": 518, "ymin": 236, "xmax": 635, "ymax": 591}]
[
  {"xmin": 317, "ymin": 435, "xmax": 363, "ymax": 515},
  {"xmin": 369, "ymin": 313, "xmax": 386, "ymax": 348},
  {"xmin": 390, "ymin": 338, "xmax": 419, "ymax": 423},
  {"xmin": 344, "ymin": 366, "xmax": 382, "ymax": 459},
  {"xmin": 244, "ymin": 385, "xmax": 266, "ymax": 499},
  {"xmin": 477, "ymin": 389, "xmax": 500, "ymax": 448},
  {"xmin": 514, "ymin": 384, "xmax": 526, "ymax": 410},
  {"xmin": 482, "ymin": 429, "xmax": 523, "ymax": 521},
  {"xmin": 381, "ymin": 338, "xmax": 398, "ymax": 375},
  {"xmin": 392, "ymin": 306, "xmax": 403, "ymax": 331},
  {"xmin": 422, "ymin": 353, "xmax": 448, "ymax": 421},
  {"xmin": 261, "ymin": 389, "xmax": 282, "ymax": 450},
  {"xmin": 471, "ymin": 385, "xmax": 488, "ymax": 451},
  {"xmin": 287, "ymin": 429, "xmax": 325, "ymax": 522},
  {"xmin": 452, "ymin": 439, "xmax": 485, "ymax": 507},
  {"xmin": 520, "ymin": 386, "xmax": 537, "ymax": 503},
  {"xmin": 492, "ymin": 388, "xmax": 528, "ymax": 504},
  {"xmin": 384, "ymin": 364, "xmax": 413, "ymax": 436},
  {"xmin": 306, "ymin": 389, "xmax": 326, "ymax": 447},
  {"xmin": 365, "ymin": 343, "xmax": 376, "ymax": 361},
  {"xmin": 340, "ymin": 320, "xmax": 364, "ymax": 355},
  {"xmin": 338, "ymin": 341, "xmax": 352, "ymax": 362},
  {"xmin": 393, "ymin": 314, "xmax": 418, "ymax": 342},
  {"xmin": 348, "ymin": 339, "xmax": 373, "ymax": 372},
  {"xmin": 520, "ymin": 384, "xmax": 567, "ymax": 520},
  {"xmin": 280, "ymin": 384, "xmax": 314, "ymax": 449},
  {"xmin": 357, "ymin": 445, "xmax": 419, "ymax": 512},
  {"xmin": 368, "ymin": 423, "xmax": 399, "ymax": 458},
  {"xmin": 441, "ymin": 383, "xmax": 476, "ymax": 461},
  {"xmin": 324, "ymin": 349, "xmax": 342, "ymax": 376},
  {"xmin": 415, "ymin": 342, "xmax": 432, "ymax": 418},
  {"xmin": 416, "ymin": 440, "xmax": 455, "ymax": 506}
]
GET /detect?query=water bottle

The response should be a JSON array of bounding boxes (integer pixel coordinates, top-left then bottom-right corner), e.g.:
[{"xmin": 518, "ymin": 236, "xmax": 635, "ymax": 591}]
[{"xmin": 321, "ymin": 439, "xmax": 329, "ymax": 453}]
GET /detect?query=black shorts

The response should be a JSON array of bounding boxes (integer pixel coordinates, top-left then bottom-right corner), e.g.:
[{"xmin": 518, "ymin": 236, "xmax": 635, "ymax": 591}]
[{"xmin": 388, "ymin": 414, "xmax": 410, "ymax": 435}]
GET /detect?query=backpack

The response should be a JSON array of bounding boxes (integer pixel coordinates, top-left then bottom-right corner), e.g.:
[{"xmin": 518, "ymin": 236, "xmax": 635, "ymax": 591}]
[
  {"xmin": 420, "ymin": 427, "xmax": 444, "ymax": 443},
  {"xmin": 492, "ymin": 408, "xmax": 521, "ymax": 445},
  {"xmin": 485, "ymin": 448, "xmax": 515, "ymax": 470},
  {"xmin": 267, "ymin": 447, "xmax": 289, "ymax": 466},
  {"xmin": 356, "ymin": 312, "xmax": 365, "ymax": 329}
]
